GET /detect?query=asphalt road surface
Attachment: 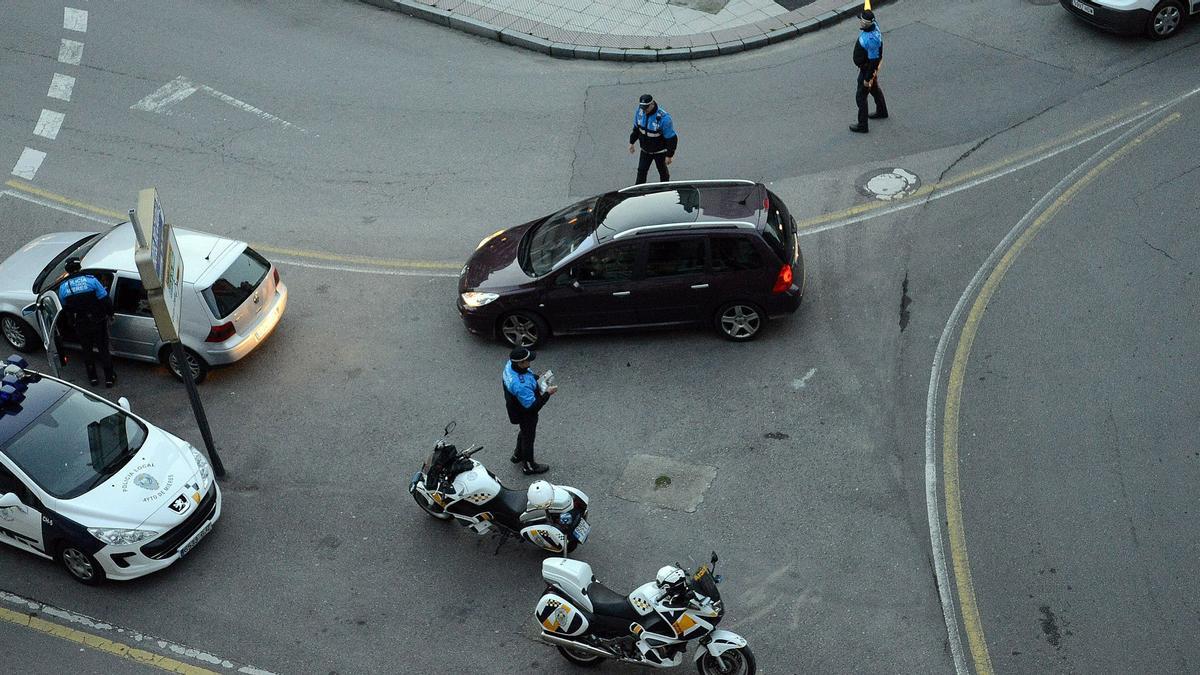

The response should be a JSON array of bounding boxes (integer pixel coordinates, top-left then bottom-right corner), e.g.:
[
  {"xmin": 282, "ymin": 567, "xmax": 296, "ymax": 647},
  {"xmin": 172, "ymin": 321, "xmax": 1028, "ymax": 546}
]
[{"xmin": 0, "ymin": 0, "xmax": 1196, "ymax": 673}]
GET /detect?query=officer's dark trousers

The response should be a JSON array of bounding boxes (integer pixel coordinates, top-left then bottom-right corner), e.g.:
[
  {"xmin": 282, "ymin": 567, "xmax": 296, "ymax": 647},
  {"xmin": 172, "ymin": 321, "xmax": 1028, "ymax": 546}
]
[
  {"xmin": 76, "ymin": 322, "xmax": 114, "ymax": 382},
  {"xmin": 856, "ymin": 74, "xmax": 887, "ymax": 127},
  {"xmin": 514, "ymin": 416, "xmax": 539, "ymax": 463},
  {"xmin": 636, "ymin": 152, "xmax": 669, "ymax": 184}
]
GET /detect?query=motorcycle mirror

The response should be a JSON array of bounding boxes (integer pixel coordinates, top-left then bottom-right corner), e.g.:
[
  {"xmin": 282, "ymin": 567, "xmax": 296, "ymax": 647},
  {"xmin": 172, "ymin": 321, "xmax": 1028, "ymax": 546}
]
[
  {"xmin": 444, "ymin": 421, "xmax": 456, "ymax": 436},
  {"xmin": 711, "ymin": 551, "xmax": 719, "ymax": 566}
]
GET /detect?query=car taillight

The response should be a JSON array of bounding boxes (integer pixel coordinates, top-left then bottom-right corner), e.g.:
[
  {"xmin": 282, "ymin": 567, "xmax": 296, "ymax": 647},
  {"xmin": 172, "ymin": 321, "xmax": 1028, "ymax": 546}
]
[
  {"xmin": 272, "ymin": 267, "xmax": 280, "ymax": 285},
  {"xmin": 205, "ymin": 322, "xmax": 235, "ymax": 342},
  {"xmin": 771, "ymin": 264, "xmax": 793, "ymax": 294}
]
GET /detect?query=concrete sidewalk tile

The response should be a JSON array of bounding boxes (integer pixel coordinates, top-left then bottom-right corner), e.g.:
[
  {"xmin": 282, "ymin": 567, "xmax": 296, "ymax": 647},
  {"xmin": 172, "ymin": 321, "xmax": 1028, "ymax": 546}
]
[
  {"xmin": 506, "ymin": 0, "xmax": 540, "ymax": 13},
  {"xmin": 462, "ymin": 5, "xmax": 503, "ymax": 22},
  {"xmin": 656, "ymin": 46, "xmax": 693, "ymax": 61},
  {"xmin": 813, "ymin": 9, "xmax": 839, "ymax": 28},
  {"xmin": 715, "ymin": 39, "xmax": 745, "ymax": 55},
  {"xmin": 834, "ymin": 1, "xmax": 862, "ymax": 18},
  {"xmin": 505, "ymin": 16, "xmax": 542, "ymax": 33},
  {"xmin": 542, "ymin": 6, "xmax": 582, "ymax": 26},
  {"xmin": 572, "ymin": 44, "xmax": 602, "ymax": 58},
  {"xmin": 624, "ymin": 48, "xmax": 658, "ymax": 61},
  {"xmin": 641, "ymin": 35, "xmax": 672, "ymax": 48},
  {"xmin": 540, "ymin": 25, "xmax": 584, "ymax": 43},
  {"xmin": 398, "ymin": 0, "xmax": 453, "ymax": 26},
  {"xmin": 752, "ymin": 15, "xmax": 787, "ymax": 31},
  {"xmin": 586, "ymin": 17, "xmax": 622, "ymax": 33},
  {"xmin": 434, "ymin": 0, "xmax": 466, "ymax": 11},
  {"xmin": 574, "ymin": 29, "xmax": 607, "ymax": 45},
  {"xmin": 556, "ymin": 0, "xmax": 592, "ymax": 10},
  {"xmin": 688, "ymin": 31, "xmax": 717, "ymax": 46},
  {"xmin": 500, "ymin": 28, "xmax": 554, "ymax": 52},
  {"xmin": 487, "ymin": 9, "xmax": 522, "ymax": 29},
  {"xmin": 641, "ymin": 17, "xmax": 677, "ymax": 35},
  {"xmin": 689, "ymin": 43, "xmax": 720, "ymax": 58},
  {"xmin": 449, "ymin": 13, "xmax": 502, "ymax": 38},
  {"xmin": 598, "ymin": 46, "xmax": 626, "ymax": 60},
  {"xmin": 764, "ymin": 23, "xmax": 798, "ymax": 43}
]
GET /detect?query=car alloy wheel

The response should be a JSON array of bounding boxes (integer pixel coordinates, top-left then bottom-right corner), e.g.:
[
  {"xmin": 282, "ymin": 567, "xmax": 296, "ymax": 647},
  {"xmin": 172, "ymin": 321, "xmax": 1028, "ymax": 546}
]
[
  {"xmin": 60, "ymin": 546, "xmax": 103, "ymax": 584},
  {"xmin": 500, "ymin": 312, "xmax": 545, "ymax": 348},
  {"xmin": 1, "ymin": 315, "xmax": 33, "ymax": 351},
  {"xmin": 1149, "ymin": 1, "xmax": 1183, "ymax": 37},
  {"xmin": 165, "ymin": 347, "xmax": 210, "ymax": 384},
  {"xmin": 717, "ymin": 303, "xmax": 762, "ymax": 341}
]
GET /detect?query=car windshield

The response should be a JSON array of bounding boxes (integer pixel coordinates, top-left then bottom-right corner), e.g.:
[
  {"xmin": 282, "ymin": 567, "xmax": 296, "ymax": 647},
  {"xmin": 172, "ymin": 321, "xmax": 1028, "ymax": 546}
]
[
  {"xmin": 1, "ymin": 390, "xmax": 148, "ymax": 499},
  {"xmin": 519, "ymin": 199, "xmax": 598, "ymax": 276},
  {"xmin": 34, "ymin": 230, "xmax": 108, "ymax": 294}
]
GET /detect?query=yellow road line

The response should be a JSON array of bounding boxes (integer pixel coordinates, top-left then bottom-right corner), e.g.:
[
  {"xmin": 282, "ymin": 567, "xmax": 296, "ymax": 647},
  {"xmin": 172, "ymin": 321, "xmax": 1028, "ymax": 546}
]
[
  {"xmin": 941, "ymin": 111, "xmax": 1181, "ymax": 675},
  {"xmin": 0, "ymin": 605, "xmax": 217, "ymax": 674},
  {"xmin": 3, "ymin": 179, "xmax": 462, "ymax": 271},
  {"xmin": 793, "ymin": 102, "xmax": 1150, "ymax": 231}
]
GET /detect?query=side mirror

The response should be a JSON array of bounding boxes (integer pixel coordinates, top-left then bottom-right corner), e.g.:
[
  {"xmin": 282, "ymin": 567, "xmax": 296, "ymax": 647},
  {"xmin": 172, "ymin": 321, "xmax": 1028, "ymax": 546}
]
[
  {"xmin": 710, "ymin": 551, "xmax": 718, "ymax": 564},
  {"xmin": 22, "ymin": 303, "xmax": 36, "ymax": 316},
  {"xmin": 118, "ymin": 397, "xmax": 131, "ymax": 412},
  {"xmin": 0, "ymin": 493, "xmax": 22, "ymax": 509}
]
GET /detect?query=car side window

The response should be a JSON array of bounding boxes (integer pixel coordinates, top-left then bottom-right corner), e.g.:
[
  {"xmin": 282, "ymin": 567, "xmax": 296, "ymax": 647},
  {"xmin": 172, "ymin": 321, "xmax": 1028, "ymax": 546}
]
[
  {"xmin": 113, "ymin": 277, "xmax": 152, "ymax": 316},
  {"xmin": 710, "ymin": 236, "xmax": 763, "ymax": 273},
  {"xmin": 645, "ymin": 238, "xmax": 706, "ymax": 278},
  {"xmin": 575, "ymin": 243, "xmax": 639, "ymax": 284}
]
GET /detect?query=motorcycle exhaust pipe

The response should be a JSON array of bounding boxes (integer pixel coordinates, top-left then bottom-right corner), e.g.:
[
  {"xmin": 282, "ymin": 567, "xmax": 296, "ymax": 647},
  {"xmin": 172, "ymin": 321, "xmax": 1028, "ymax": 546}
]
[{"xmin": 539, "ymin": 631, "xmax": 615, "ymax": 658}]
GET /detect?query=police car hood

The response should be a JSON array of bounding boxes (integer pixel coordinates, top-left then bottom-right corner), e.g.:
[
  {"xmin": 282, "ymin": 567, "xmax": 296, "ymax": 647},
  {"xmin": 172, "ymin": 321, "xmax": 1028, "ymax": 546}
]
[
  {"xmin": 65, "ymin": 427, "xmax": 207, "ymax": 530},
  {"xmin": 0, "ymin": 231, "xmax": 92, "ymax": 297}
]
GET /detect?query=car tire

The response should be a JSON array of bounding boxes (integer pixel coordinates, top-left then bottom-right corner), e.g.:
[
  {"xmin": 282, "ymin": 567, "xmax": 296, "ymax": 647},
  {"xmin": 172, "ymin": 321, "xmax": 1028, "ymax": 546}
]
[
  {"xmin": 162, "ymin": 346, "xmax": 210, "ymax": 384},
  {"xmin": 556, "ymin": 645, "xmax": 604, "ymax": 667},
  {"xmin": 1, "ymin": 314, "xmax": 40, "ymax": 353},
  {"xmin": 58, "ymin": 545, "xmax": 106, "ymax": 585},
  {"xmin": 1146, "ymin": 0, "xmax": 1185, "ymax": 39},
  {"xmin": 498, "ymin": 311, "xmax": 548, "ymax": 349},
  {"xmin": 714, "ymin": 301, "xmax": 765, "ymax": 342}
]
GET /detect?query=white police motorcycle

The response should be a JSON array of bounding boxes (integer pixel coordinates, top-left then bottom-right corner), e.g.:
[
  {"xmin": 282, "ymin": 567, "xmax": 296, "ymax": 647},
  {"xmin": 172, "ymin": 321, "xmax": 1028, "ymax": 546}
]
[
  {"xmin": 534, "ymin": 552, "xmax": 755, "ymax": 674},
  {"xmin": 409, "ymin": 422, "xmax": 591, "ymax": 554}
]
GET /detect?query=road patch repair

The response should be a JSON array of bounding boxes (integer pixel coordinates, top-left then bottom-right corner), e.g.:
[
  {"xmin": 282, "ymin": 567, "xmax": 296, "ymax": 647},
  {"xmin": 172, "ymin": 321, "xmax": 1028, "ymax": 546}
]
[{"xmin": 612, "ymin": 454, "xmax": 717, "ymax": 513}]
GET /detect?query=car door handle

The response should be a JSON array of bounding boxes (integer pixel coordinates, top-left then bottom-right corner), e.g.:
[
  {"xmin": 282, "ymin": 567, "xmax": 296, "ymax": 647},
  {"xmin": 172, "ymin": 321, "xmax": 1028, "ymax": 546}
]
[
  {"xmin": 612, "ymin": 291, "xmax": 631, "ymax": 296},
  {"xmin": 690, "ymin": 284, "xmax": 709, "ymax": 289}
]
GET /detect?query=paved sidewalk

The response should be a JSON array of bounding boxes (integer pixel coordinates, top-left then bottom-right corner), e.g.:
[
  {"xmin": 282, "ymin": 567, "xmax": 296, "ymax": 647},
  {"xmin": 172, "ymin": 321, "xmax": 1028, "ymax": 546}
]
[{"xmin": 361, "ymin": 0, "xmax": 891, "ymax": 60}]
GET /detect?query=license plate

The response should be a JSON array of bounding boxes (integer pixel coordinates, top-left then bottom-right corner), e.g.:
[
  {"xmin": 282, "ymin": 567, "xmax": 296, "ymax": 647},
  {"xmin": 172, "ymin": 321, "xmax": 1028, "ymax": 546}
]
[
  {"xmin": 178, "ymin": 521, "xmax": 213, "ymax": 558},
  {"xmin": 573, "ymin": 519, "xmax": 590, "ymax": 542},
  {"xmin": 1071, "ymin": 0, "xmax": 1094, "ymax": 15}
]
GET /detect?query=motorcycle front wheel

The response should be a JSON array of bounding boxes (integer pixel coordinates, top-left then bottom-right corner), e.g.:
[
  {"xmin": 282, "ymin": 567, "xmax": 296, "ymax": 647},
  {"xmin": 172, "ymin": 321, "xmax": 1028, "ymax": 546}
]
[
  {"xmin": 557, "ymin": 644, "xmax": 604, "ymax": 667},
  {"xmin": 696, "ymin": 645, "xmax": 756, "ymax": 675},
  {"xmin": 411, "ymin": 484, "xmax": 452, "ymax": 520}
]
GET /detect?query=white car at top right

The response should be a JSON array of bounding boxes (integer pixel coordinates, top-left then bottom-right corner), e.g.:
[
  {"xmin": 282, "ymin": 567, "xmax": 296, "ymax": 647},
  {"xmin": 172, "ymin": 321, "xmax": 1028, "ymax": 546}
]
[{"xmin": 1060, "ymin": 0, "xmax": 1196, "ymax": 39}]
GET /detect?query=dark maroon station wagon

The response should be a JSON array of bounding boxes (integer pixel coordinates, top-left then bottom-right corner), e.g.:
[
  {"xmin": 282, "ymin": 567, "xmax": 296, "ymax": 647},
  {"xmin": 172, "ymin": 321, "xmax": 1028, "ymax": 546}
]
[{"xmin": 457, "ymin": 179, "xmax": 805, "ymax": 348}]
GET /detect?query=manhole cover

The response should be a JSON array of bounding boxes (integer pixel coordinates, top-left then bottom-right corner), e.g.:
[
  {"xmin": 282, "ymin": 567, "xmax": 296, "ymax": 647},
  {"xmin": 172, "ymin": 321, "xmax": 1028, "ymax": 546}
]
[{"xmin": 857, "ymin": 167, "xmax": 921, "ymax": 201}]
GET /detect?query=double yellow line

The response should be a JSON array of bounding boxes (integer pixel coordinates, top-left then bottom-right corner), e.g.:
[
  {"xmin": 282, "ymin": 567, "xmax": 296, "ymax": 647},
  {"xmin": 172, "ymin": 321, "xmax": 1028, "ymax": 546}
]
[{"xmin": 941, "ymin": 111, "xmax": 1182, "ymax": 674}]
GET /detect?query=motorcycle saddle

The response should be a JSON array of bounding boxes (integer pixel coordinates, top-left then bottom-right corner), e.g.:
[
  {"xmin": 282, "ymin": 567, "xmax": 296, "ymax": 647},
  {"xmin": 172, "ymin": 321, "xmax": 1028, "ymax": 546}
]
[
  {"xmin": 489, "ymin": 487, "xmax": 528, "ymax": 529},
  {"xmin": 586, "ymin": 582, "xmax": 641, "ymax": 621}
]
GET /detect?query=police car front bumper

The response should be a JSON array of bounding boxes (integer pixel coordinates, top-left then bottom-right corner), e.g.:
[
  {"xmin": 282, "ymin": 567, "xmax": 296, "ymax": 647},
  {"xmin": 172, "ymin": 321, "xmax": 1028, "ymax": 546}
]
[
  {"xmin": 1059, "ymin": 0, "xmax": 1149, "ymax": 34},
  {"xmin": 97, "ymin": 484, "xmax": 222, "ymax": 581}
]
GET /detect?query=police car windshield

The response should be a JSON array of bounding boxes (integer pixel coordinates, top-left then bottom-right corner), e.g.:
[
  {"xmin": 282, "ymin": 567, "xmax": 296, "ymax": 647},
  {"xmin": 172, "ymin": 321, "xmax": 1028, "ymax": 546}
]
[
  {"xmin": 519, "ymin": 199, "xmax": 598, "ymax": 276},
  {"xmin": 33, "ymin": 230, "xmax": 109, "ymax": 294},
  {"xmin": 2, "ymin": 390, "xmax": 147, "ymax": 499}
]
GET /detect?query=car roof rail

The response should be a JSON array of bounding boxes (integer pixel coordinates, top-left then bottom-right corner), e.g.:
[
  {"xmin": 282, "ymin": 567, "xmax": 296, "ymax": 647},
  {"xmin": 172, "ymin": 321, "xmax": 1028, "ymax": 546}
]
[
  {"xmin": 617, "ymin": 179, "xmax": 758, "ymax": 194},
  {"xmin": 612, "ymin": 221, "xmax": 757, "ymax": 239}
]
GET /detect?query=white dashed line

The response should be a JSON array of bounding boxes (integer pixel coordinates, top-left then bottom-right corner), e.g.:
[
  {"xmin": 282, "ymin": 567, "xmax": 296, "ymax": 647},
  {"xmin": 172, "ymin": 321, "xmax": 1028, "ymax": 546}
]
[
  {"xmin": 11, "ymin": 148, "xmax": 48, "ymax": 180},
  {"xmin": 63, "ymin": 7, "xmax": 88, "ymax": 32},
  {"xmin": 58, "ymin": 39, "xmax": 83, "ymax": 65},
  {"xmin": 48, "ymin": 73, "xmax": 76, "ymax": 101},
  {"xmin": 131, "ymin": 76, "xmax": 199, "ymax": 112},
  {"xmin": 34, "ymin": 110, "xmax": 66, "ymax": 140}
]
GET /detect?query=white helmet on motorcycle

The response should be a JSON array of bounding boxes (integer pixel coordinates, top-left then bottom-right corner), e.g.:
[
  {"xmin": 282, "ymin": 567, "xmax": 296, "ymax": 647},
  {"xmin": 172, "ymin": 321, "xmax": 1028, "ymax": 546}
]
[
  {"xmin": 527, "ymin": 480, "xmax": 555, "ymax": 509},
  {"xmin": 656, "ymin": 565, "xmax": 686, "ymax": 590}
]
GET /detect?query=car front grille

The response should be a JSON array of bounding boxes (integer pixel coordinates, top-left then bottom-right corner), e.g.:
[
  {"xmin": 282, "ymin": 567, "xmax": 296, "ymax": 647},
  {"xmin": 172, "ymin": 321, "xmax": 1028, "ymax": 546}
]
[{"xmin": 140, "ymin": 488, "xmax": 217, "ymax": 560}]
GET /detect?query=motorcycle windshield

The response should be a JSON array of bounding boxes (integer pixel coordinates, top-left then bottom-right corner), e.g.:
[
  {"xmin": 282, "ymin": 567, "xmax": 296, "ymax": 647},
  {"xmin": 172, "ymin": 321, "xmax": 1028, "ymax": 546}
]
[{"xmin": 689, "ymin": 564, "xmax": 721, "ymax": 604}]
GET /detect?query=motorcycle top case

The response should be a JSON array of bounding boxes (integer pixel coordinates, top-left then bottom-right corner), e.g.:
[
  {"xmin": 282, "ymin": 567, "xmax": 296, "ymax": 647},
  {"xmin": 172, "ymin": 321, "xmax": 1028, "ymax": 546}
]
[{"xmin": 535, "ymin": 593, "xmax": 589, "ymax": 636}]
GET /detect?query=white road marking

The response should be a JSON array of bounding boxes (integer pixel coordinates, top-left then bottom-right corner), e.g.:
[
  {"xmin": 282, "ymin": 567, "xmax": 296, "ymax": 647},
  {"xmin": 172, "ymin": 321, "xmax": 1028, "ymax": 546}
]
[
  {"xmin": 11, "ymin": 148, "xmax": 47, "ymax": 180},
  {"xmin": 48, "ymin": 73, "xmax": 76, "ymax": 101},
  {"xmin": 63, "ymin": 7, "xmax": 88, "ymax": 32},
  {"xmin": 34, "ymin": 109, "xmax": 66, "ymax": 140},
  {"xmin": 791, "ymin": 368, "xmax": 817, "ymax": 389},
  {"xmin": 0, "ymin": 590, "xmax": 276, "ymax": 674},
  {"xmin": 58, "ymin": 39, "xmax": 83, "ymax": 65},
  {"xmin": 273, "ymin": 258, "xmax": 458, "ymax": 278},
  {"xmin": 0, "ymin": 188, "xmax": 110, "ymax": 225},
  {"xmin": 132, "ymin": 76, "xmax": 309, "ymax": 134}
]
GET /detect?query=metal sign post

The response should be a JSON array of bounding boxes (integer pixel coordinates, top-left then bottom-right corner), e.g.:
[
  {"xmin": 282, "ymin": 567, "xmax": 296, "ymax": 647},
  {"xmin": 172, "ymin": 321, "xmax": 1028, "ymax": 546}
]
[{"xmin": 130, "ymin": 188, "xmax": 225, "ymax": 477}]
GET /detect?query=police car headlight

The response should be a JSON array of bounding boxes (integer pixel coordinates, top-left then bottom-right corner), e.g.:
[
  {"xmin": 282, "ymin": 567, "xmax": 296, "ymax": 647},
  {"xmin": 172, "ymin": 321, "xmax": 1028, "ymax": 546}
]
[
  {"xmin": 188, "ymin": 446, "xmax": 212, "ymax": 488},
  {"xmin": 88, "ymin": 527, "xmax": 158, "ymax": 546},
  {"xmin": 460, "ymin": 292, "xmax": 499, "ymax": 308}
]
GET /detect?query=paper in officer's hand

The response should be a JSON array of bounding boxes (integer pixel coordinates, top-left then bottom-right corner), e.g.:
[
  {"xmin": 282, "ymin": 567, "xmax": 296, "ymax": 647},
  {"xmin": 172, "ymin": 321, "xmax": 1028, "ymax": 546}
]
[{"xmin": 538, "ymin": 370, "xmax": 555, "ymax": 394}]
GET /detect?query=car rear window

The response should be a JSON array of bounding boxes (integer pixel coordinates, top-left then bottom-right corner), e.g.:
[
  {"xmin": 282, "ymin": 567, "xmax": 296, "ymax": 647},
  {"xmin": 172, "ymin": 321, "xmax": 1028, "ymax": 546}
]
[{"xmin": 202, "ymin": 247, "xmax": 270, "ymax": 319}]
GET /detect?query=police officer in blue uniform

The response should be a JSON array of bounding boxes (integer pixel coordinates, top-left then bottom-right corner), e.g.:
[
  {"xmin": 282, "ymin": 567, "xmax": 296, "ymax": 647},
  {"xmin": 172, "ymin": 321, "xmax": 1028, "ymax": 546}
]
[
  {"xmin": 57, "ymin": 257, "xmax": 116, "ymax": 387},
  {"xmin": 502, "ymin": 347, "xmax": 556, "ymax": 475},
  {"xmin": 628, "ymin": 94, "xmax": 679, "ymax": 184},
  {"xmin": 849, "ymin": 9, "xmax": 888, "ymax": 134}
]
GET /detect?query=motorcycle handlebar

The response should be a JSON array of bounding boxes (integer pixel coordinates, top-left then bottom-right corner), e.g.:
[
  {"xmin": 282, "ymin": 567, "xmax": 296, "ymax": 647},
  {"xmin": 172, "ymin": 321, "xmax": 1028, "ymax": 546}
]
[{"xmin": 461, "ymin": 444, "xmax": 485, "ymax": 458}]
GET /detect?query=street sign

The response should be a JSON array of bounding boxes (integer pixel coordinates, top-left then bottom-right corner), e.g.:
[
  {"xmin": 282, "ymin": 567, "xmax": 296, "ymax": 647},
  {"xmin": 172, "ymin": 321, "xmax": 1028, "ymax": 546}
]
[{"xmin": 130, "ymin": 187, "xmax": 181, "ymax": 342}]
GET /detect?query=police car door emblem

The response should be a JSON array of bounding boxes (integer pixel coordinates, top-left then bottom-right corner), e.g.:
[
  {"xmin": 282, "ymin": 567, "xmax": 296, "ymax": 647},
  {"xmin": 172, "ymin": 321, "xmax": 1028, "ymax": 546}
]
[
  {"xmin": 134, "ymin": 474, "xmax": 159, "ymax": 491},
  {"xmin": 168, "ymin": 494, "xmax": 189, "ymax": 514}
]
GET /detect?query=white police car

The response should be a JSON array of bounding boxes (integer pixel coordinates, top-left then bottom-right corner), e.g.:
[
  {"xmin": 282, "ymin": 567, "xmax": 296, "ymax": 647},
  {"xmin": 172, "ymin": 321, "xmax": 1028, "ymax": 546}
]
[
  {"xmin": 1060, "ymin": 0, "xmax": 1196, "ymax": 38},
  {"xmin": 0, "ymin": 355, "xmax": 220, "ymax": 584}
]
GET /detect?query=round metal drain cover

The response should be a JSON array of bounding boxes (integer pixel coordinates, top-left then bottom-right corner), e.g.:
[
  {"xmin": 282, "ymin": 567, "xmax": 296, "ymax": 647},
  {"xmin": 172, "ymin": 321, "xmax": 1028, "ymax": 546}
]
[{"xmin": 857, "ymin": 167, "xmax": 921, "ymax": 201}]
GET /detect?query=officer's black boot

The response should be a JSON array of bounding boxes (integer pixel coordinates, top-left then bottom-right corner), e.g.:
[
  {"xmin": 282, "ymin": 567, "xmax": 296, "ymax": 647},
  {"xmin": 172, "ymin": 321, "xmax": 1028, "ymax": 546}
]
[
  {"xmin": 522, "ymin": 461, "xmax": 549, "ymax": 475},
  {"xmin": 85, "ymin": 367, "xmax": 99, "ymax": 386},
  {"xmin": 849, "ymin": 124, "xmax": 868, "ymax": 133}
]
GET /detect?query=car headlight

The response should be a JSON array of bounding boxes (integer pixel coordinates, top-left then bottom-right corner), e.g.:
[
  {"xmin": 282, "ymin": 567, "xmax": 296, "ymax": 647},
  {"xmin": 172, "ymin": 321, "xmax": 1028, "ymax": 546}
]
[
  {"xmin": 460, "ymin": 291, "xmax": 499, "ymax": 308},
  {"xmin": 189, "ymin": 446, "xmax": 212, "ymax": 488},
  {"xmin": 88, "ymin": 527, "xmax": 158, "ymax": 546},
  {"xmin": 476, "ymin": 229, "xmax": 506, "ymax": 250}
]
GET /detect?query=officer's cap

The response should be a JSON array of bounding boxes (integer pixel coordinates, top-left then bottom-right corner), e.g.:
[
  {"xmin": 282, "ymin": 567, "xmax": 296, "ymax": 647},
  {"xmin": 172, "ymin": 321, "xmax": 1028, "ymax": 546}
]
[
  {"xmin": 64, "ymin": 257, "xmax": 82, "ymax": 273},
  {"xmin": 638, "ymin": 94, "xmax": 654, "ymax": 108},
  {"xmin": 859, "ymin": 9, "xmax": 874, "ymax": 21},
  {"xmin": 510, "ymin": 347, "xmax": 536, "ymax": 362}
]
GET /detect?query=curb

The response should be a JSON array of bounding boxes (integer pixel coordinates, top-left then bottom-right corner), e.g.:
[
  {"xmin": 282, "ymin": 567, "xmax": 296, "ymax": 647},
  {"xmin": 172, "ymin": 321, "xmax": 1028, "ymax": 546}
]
[{"xmin": 360, "ymin": 0, "xmax": 892, "ymax": 61}]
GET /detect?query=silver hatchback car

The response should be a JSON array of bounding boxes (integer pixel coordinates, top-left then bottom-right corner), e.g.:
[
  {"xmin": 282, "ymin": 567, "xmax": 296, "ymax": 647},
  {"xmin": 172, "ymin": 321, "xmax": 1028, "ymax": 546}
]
[{"xmin": 0, "ymin": 222, "xmax": 288, "ymax": 383}]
